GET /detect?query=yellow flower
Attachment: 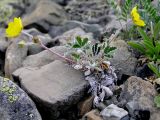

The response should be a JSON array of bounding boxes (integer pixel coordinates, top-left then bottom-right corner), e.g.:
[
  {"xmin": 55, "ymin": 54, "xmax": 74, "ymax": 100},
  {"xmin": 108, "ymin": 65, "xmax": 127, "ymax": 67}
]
[
  {"xmin": 6, "ymin": 17, "xmax": 23, "ymax": 38},
  {"xmin": 131, "ymin": 6, "xmax": 145, "ymax": 27}
]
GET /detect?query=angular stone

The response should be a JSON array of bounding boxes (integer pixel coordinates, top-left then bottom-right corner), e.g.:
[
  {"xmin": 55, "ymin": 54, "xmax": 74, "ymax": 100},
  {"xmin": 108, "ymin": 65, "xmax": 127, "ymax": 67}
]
[
  {"xmin": 23, "ymin": 46, "xmax": 67, "ymax": 67},
  {"xmin": 78, "ymin": 96, "xmax": 94, "ymax": 116},
  {"xmin": 26, "ymin": 30, "xmax": 59, "ymax": 55},
  {"xmin": 22, "ymin": 0, "xmax": 67, "ymax": 31},
  {"xmin": 53, "ymin": 27, "xmax": 94, "ymax": 45},
  {"xmin": 5, "ymin": 35, "xmax": 29, "ymax": 78},
  {"xmin": 13, "ymin": 60, "xmax": 88, "ymax": 119},
  {"xmin": 119, "ymin": 76, "xmax": 158, "ymax": 120},
  {"xmin": 49, "ymin": 21, "xmax": 102, "ymax": 39},
  {"xmin": 65, "ymin": 0, "xmax": 108, "ymax": 22},
  {"xmin": 105, "ymin": 15, "xmax": 126, "ymax": 32},
  {"xmin": 82, "ymin": 109, "xmax": 103, "ymax": 120},
  {"xmin": 110, "ymin": 39, "xmax": 137, "ymax": 80},
  {"xmin": 0, "ymin": 76, "xmax": 41, "ymax": 120},
  {"xmin": 100, "ymin": 104, "xmax": 128, "ymax": 120},
  {"xmin": 51, "ymin": 0, "xmax": 71, "ymax": 6},
  {"xmin": 0, "ymin": 29, "xmax": 11, "ymax": 53}
]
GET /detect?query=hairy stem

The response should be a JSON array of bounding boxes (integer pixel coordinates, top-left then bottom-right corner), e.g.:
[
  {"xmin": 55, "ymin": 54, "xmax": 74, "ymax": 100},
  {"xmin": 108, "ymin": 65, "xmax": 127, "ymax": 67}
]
[
  {"xmin": 22, "ymin": 30, "xmax": 74, "ymax": 64},
  {"xmin": 39, "ymin": 41, "xmax": 74, "ymax": 63}
]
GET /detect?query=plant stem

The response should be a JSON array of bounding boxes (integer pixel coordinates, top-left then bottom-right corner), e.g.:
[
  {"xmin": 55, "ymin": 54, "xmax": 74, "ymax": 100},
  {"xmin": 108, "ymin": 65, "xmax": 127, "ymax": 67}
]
[
  {"xmin": 22, "ymin": 30, "xmax": 74, "ymax": 64},
  {"xmin": 39, "ymin": 41, "xmax": 74, "ymax": 63}
]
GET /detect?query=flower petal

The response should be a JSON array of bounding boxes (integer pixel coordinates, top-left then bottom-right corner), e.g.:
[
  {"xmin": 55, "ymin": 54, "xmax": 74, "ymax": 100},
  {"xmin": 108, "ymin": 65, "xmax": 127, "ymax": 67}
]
[
  {"xmin": 6, "ymin": 17, "xmax": 23, "ymax": 38},
  {"xmin": 131, "ymin": 6, "xmax": 145, "ymax": 27}
]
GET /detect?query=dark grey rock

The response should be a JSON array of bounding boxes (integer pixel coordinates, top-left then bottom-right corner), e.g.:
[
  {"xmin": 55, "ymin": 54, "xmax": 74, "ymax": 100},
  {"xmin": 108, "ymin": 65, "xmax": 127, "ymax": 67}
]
[
  {"xmin": 120, "ymin": 115, "xmax": 130, "ymax": 120},
  {"xmin": 0, "ymin": 76, "xmax": 41, "ymax": 120},
  {"xmin": 20, "ymin": 29, "xmax": 59, "ymax": 55},
  {"xmin": 0, "ymin": 29, "xmax": 11, "ymax": 52},
  {"xmin": 104, "ymin": 96, "xmax": 119, "ymax": 106},
  {"xmin": 65, "ymin": 0, "xmax": 108, "ymax": 22},
  {"xmin": 49, "ymin": 20, "xmax": 102, "ymax": 39},
  {"xmin": 12, "ymin": 60, "xmax": 88, "ymax": 120},
  {"xmin": 119, "ymin": 76, "xmax": 159, "ymax": 120},
  {"xmin": 22, "ymin": 0, "xmax": 67, "ymax": 32},
  {"xmin": 136, "ymin": 63, "xmax": 154, "ymax": 79},
  {"xmin": 22, "ymin": 46, "xmax": 67, "ymax": 67},
  {"xmin": 103, "ymin": 15, "xmax": 132, "ymax": 38},
  {"xmin": 53, "ymin": 28, "xmax": 94, "ymax": 45},
  {"xmin": 51, "ymin": 0, "xmax": 71, "ymax": 6},
  {"xmin": 110, "ymin": 40, "xmax": 137, "ymax": 80},
  {"xmin": 86, "ymin": 15, "xmax": 111, "ymax": 26}
]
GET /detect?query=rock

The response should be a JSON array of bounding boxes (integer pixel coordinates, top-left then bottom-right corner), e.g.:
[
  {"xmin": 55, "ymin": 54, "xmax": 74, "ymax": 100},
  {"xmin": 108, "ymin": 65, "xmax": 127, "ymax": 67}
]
[
  {"xmin": 121, "ymin": 115, "xmax": 130, "ymax": 120},
  {"xmin": 100, "ymin": 104, "xmax": 128, "ymax": 120},
  {"xmin": 23, "ymin": 28, "xmax": 42, "ymax": 36},
  {"xmin": 136, "ymin": 63, "xmax": 154, "ymax": 79},
  {"xmin": 4, "ymin": 28, "xmax": 60, "ymax": 77},
  {"xmin": 23, "ymin": 46, "xmax": 67, "ymax": 67},
  {"xmin": 0, "ymin": 38, "xmax": 10, "ymax": 53},
  {"xmin": 49, "ymin": 21, "xmax": 102, "ymax": 39},
  {"xmin": 0, "ymin": 0, "xmax": 23, "ymax": 24},
  {"xmin": 0, "ymin": 29, "xmax": 11, "ymax": 52},
  {"xmin": 105, "ymin": 15, "xmax": 125, "ymax": 32},
  {"xmin": 82, "ymin": 109, "xmax": 103, "ymax": 120},
  {"xmin": 119, "ymin": 76, "xmax": 158, "ymax": 120},
  {"xmin": 53, "ymin": 28, "xmax": 94, "ymax": 45},
  {"xmin": 5, "ymin": 35, "xmax": 29, "ymax": 78},
  {"xmin": 22, "ymin": 0, "xmax": 67, "ymax": 32},
  {"xmin": 152, "ymin": 0, "xmax": 159, "ymax": 7},
  {"xmin": 104, "ymin": 96, "xmax": 119, "ymax": 106},
  {"xmin": 65, "ymin": 0, "xmax": 108, "ymax": 22},
  {"xmin": 96, "ymin": 102, "xmax": 107, "ymax": 111},
  {"xmin": 28, "ymin": 35, "xmax": 59, "ymax": 55},
  {"xmin": 86, "ymin": 15, "xmax": 112, "ymax": 26},
  {"xmin": 0, "ymin": 29, "xmax": 10, "ymax": 76},
  {"xmin": 24, "ymin": 29, "xmax": 59, "ymax": 55},
  {"xmin": 0, "ymin": 76, "xmax": 41, "ymax": 120},
  {"xmin": 78, "ymin": 96, "xmax": 94, "ymax": 117},
  {"xmin": 110, "ymin": 39, "xmax": 137, "ymax": 80},
  {"xmin": 51, "ymin": 0, "xmax": 71, "ymax": 6},
  {"xmin": 12, "ymin": 60, "xmax": 88, "ymax": 119},
  {"xmin": 104, "ymin": 15, "xmax": 132, "ymax": 37}
]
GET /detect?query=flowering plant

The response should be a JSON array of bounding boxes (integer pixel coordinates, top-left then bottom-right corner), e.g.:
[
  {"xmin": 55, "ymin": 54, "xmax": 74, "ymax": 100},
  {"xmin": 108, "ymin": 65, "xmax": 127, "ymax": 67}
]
[
  {"xmin": 65, "ymin": 36, "xmax": 117, "ymax": 105},
  {"xmin": 5, "ymin": 17, "xmax": 117, "ymax": 106}
]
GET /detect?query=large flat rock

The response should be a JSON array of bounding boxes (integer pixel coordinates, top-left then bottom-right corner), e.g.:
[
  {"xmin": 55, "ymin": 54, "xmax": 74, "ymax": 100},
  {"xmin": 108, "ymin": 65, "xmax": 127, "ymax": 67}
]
[{"xmin": 13, "ymin": 60, "xmax": 88, "ymax": 119}]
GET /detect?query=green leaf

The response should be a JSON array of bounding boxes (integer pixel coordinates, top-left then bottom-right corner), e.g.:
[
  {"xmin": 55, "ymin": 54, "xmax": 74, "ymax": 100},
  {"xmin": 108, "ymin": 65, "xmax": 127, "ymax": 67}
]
[
  {"xmin": 72, "ymin": 44, "xmax": 81, "ymax": 48},
  {"xmin": 81, "ymin": 38, "xmax": 88, "ymax": 46},
  {"xmin": 155, "ymin": 42, "xmax": 160, "ymax": 56},
  {"xmin": 148, "ymin": 63, "xmax": 160, "ymax": 77},
  {"xmin": 154, "ymin": 95, "xmax": 160, "ymax": 108},
  {"xmin": 128, "ymin": 41, "xmax": 145, "ymax": 53},
  {"xmin": 104, "ymin": 46, "xmax": 116, "ymax": 54},
  {"xmin": 143, "ymin": 41, "xmax": 155, "ymax": 55},
  {"xmin": 137, "ymin": 27, "xmax": 151, "ymax": 42},
  {"xmin": 71, "ymin": 53, "xmax": 80, "ymax": 60},
  {"xmin": 154, "ymin": 21, "xmax": 160, "ymax": 39},
  {"xmin": 76, "ymin": 36, "xmax": 82, "ymax": 46}
]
